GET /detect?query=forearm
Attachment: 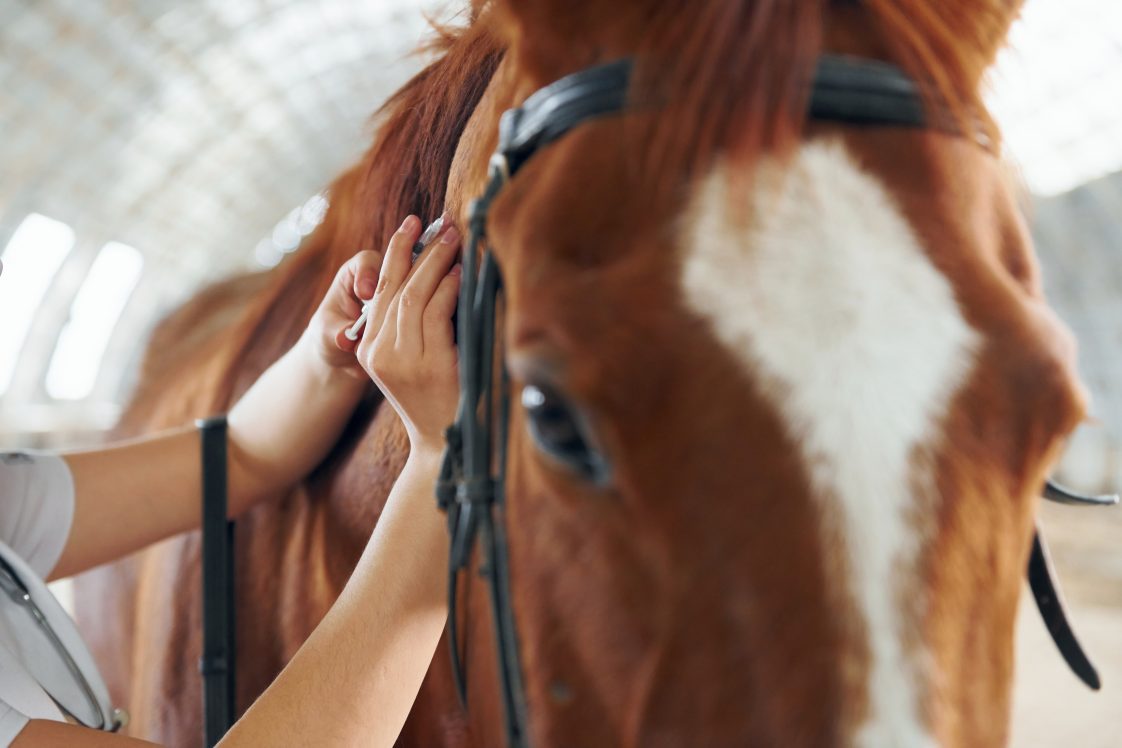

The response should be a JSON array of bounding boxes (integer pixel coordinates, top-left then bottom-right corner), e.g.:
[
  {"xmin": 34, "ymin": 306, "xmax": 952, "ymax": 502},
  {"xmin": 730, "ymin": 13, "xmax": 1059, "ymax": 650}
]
[
  {"xmin": 52, "ymin": 334, "xmax": 366, "ymax": 579},
  {"xmin": 226, "ymin": 332, "xmax": 368, "ymax": 512},
  {"xmin": 219, "ymin": 452, "xmax": 448, "ymax": 747},
  {"xmin": 13, "ymin": 720, "xmax": 158, "ymax": 746},
  {"xmin": 53, "ymin": 426, "xmax": 199, "ymax": 579}
]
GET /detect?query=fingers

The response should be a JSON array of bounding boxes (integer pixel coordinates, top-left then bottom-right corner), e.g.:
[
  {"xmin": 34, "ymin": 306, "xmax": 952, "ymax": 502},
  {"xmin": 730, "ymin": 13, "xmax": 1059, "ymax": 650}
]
[
  {"xmin": 355, "ymin": 214, "xmax": 463, "ymax": 399},
  {"xmin": 349, "ymin": 250, "xmax": 382, "ymax": 302},
  {"xmin": 423, "ymin": 264, "xmax": 461, "ymax": 360},
  {"xmin": 396, "ymin": 225, "xmax": 462, "ymax": 354},
  {"xmin": 334, "ymin": 250, "xmax": 383, "ymax": 351},
  {"xmin": 365, "ymin": 216, "xmax": 422, "ymax": 343}
]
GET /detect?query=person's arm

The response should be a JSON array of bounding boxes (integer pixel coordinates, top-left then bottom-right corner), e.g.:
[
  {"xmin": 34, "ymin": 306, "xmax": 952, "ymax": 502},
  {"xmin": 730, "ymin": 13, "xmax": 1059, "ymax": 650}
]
[
  {"xmin": 14, "ymin": 217, "xmax": 456, "ymax": 747},
  {"xmin": 12, "ymin": 456, "xmax": 446, "ymax": 748},
  {"xmin": 50, "ymin": 251, "xmax": 382, "ymax": 580},
  {"xmin": 12, "ymin": 720, "xmax": 157, "ymax": 747},
  {"xmin": 17, "ymin": 458, "xmax": 446, "ymax": 748},
  {"xmin": 218, "ymin": 216, "xmax": 462, "ymax": 746}
]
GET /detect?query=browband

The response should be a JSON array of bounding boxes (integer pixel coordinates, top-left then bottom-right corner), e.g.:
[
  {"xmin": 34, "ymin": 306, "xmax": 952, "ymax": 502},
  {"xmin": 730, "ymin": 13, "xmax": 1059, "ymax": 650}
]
[
  {"xmin": 495, "ymin": 54, "xmax": 947, "ymax": 186},
  {"xmin": 498, "ymin": 59, "xmax": 633, "ymax": 178},
  {"xmin": 810, "ymin": 54, "xmax": 929, "ymax": 128}
]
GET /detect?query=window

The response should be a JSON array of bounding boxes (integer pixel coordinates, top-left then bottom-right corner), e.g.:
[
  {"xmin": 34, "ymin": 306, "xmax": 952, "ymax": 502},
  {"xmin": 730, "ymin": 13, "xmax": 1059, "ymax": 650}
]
[
  {"xmin": 0, "ymin": 214, "xmax": 76, "ymax": 395},
  {"xmin": 45, "ymin": 242, "xmax": 143, "ymax": 400}
]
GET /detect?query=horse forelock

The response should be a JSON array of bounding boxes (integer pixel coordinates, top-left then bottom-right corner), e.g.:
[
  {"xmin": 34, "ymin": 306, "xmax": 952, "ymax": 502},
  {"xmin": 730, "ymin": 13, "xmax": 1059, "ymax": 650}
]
[{"xmin": 491, "ymin": 0, "xmax": 1021, "ymax": 206}]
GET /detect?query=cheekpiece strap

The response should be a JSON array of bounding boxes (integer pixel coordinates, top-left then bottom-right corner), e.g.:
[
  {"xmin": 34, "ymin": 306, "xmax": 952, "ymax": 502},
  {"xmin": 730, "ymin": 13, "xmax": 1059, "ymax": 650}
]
[{"xmin": 497, "ymin": 59, "xmax": 634, "ymax": 179}]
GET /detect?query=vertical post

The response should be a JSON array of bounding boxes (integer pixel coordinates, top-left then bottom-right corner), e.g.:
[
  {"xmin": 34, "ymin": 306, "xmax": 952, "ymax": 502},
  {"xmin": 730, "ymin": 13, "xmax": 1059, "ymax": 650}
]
[{"xmin": 197, "ymin": 416, "xmax": 235, "ymax": 746}]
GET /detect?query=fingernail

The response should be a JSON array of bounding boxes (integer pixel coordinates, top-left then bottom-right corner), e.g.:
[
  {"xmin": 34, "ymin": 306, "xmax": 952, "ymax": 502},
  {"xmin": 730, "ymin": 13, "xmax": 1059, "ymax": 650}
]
[
  {"xmin": 440, "ymin": 226, "xmax": 461, "ymax": 245},
  {"xmin": 358, "ymin": 278, "xmax": 376, "ymax": 299},
  {"xmin": 400, "ymin": 215, "xmax": 418, "ymax": 232},
  {"xmin": 450, "ymin": 263, "xmax": 462, "ymax": 276}
]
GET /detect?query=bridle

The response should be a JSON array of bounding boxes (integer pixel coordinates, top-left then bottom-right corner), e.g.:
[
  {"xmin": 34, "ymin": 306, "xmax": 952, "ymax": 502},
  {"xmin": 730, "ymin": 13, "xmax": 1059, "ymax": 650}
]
[{"xmin": 434, "ymin": 53, "xmax": 1118, "ymax": 747}]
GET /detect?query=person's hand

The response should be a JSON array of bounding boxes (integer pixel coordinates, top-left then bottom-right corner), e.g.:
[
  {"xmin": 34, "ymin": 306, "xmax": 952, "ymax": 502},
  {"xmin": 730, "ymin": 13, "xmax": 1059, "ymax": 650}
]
[
  {"xmin": 356, "ymin": 215, "xmax": 462, "ymax": 456},
  {"xmin": 304, "ymin": 249, "xmax": 384, "ymax": 382}
]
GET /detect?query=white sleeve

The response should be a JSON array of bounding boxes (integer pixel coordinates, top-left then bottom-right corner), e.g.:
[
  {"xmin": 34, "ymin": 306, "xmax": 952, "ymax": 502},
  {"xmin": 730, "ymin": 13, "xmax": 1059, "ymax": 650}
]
[
  {"xmin": 0, "ymin": 699, "xmax": 29, "ymax": 748},
  {"xmin": 0, "ymin": 452, "xmax": 75, "ymax": 579}
]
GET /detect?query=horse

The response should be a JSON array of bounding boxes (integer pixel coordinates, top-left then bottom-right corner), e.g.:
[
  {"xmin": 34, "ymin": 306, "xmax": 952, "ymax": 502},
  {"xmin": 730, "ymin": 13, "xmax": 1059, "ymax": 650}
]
[{"xmin": 75, "ymin": 1, "xmax": 1089, "ymax": 745}]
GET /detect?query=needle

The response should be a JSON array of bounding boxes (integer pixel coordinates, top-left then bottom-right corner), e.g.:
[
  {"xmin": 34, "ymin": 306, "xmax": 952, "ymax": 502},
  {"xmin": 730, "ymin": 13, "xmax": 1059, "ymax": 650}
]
[
  {"xmin": 345, "ymin": 215, "xmax": 446, "ymax": 341},
  {"xmin": 411, "ymin": 214, "xmax": 445, "ymax": 262}
]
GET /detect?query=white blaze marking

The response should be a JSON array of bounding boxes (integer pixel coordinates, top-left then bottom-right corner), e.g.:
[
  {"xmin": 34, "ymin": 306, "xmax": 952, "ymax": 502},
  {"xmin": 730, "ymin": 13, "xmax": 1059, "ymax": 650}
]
[{"xmin": 680, "ymin": 141, "xmax": 978, "ymax": 746}]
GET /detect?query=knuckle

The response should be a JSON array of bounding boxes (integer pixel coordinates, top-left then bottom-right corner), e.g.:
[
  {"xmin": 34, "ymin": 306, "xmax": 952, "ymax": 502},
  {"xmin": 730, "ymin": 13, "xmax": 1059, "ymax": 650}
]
[{"xmin": 390, "ymin": 222, "xmax": 414, "ymax": 244}]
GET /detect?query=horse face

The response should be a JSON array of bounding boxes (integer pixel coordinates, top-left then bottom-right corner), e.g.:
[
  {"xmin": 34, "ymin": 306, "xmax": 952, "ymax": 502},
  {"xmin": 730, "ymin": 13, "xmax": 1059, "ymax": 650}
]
[{"xmin": 454, "ymin": 95, "xmax": 1088, "ymax": 745}]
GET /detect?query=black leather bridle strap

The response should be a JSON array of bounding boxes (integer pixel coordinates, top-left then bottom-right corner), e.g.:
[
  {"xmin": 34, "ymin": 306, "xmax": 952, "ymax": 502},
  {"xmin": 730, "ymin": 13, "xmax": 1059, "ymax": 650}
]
[
  {"xmin": 1044, "ymin": 479, "xmax": 1119, "ymax": 507},
  {"xmin": 198, "ymin": 416, "xmax": 236, "ymax": 747},
  {"xmin": 810, "ymin": 54, "xmax": 930, "ymax": 128},
  {"xmin": 496, "ymin": 55, "xmax": 937, "ymax": 178},
  {"xmin": 435, "ymin": 61, "xmax": 642, "ymax": 748},
  {"xmin": 498, "ymin": 59, "xmax": 633, "ymax": 178},
  {"xmin": 1036, "ymin": 479, "xmax": 1119, "ymax": 689},
  {"xmin": 1028, "ymin": 525, "xmax": 1100, "ymax": 689}
]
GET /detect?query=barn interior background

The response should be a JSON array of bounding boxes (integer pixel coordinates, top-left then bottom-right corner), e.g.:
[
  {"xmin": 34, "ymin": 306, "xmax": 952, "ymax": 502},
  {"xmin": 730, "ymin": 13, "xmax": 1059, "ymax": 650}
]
[{"xmin": 0, "ymin": 1, "xmax": 1119, "ymax": 744}]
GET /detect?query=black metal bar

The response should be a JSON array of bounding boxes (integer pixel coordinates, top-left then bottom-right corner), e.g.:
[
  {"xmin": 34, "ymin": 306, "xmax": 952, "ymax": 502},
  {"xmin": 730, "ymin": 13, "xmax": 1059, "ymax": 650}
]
[{"xmin": 198, "ymin": 416, "xmax": 236, "ymax": 746}]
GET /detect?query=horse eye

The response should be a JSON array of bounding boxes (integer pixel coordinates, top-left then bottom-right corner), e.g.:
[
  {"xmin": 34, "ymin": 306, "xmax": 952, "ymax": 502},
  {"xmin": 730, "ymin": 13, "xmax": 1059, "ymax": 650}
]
[{"xmin": 520, "ymin": 384, "xmax": 609, "ymax": 484}]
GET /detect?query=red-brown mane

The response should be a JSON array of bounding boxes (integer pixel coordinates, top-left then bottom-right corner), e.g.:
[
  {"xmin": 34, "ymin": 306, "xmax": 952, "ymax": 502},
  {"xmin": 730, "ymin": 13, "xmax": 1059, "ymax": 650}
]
[{"xmin": 203, "ymin": 18, "xmax": 505, "ymax": 412}]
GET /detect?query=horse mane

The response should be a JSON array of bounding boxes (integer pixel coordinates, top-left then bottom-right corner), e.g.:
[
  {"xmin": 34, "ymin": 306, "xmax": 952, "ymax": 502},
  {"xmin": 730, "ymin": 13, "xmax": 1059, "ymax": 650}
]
[
  {"xmin": 113, "ymin": 272, "xmax": 271, "ymax": 436},
  {"xmin": 194, "ymin": 14, "xmax": 505, "ymax": 413},
  {"xmin": 864, "ymin": 0, "xmax": 1018, "ymax": 126}
]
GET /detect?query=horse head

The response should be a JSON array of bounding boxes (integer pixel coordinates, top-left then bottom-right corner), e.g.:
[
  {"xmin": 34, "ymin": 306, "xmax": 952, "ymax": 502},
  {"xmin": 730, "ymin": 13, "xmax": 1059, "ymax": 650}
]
[
  {"xmin": 83, "ymin": 2, "xmax": 1097, "ymax": 745},
  {"xmin": 440, "ymin": 1, "xmax": 1089, "ymax": 745}
]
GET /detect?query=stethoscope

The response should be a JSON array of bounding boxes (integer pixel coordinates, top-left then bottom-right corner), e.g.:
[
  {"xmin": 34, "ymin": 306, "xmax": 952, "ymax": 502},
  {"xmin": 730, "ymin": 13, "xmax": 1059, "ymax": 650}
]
[{"xmin": 0, "ymin": 554, "xmax": 126, "ymax": 731}]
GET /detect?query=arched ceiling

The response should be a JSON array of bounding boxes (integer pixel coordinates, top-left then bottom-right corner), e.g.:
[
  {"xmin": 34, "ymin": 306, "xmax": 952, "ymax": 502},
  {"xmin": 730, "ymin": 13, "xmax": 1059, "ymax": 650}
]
[
  {"xmin": 1, "ymin": 0, "xmax": 436, "ymax": 273},
  {"xmin": 0, "ymin": 0, "xmax": 442, "ymax": 433},
  {"xmin": 1, "ymin": 0, "xmax": 1121, "ymax": 491}
]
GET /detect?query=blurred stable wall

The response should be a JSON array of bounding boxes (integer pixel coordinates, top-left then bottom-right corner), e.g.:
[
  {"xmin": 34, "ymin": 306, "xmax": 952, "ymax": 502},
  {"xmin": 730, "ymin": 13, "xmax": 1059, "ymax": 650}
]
[{"xmin": 0, "ymin": 0, "xmax": 439, "ymax": 446}]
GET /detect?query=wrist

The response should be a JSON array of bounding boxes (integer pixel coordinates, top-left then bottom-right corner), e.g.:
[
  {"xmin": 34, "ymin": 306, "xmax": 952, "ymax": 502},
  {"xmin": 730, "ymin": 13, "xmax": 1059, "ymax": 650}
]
[
  {"xmin": 405, "ymin": 440, "xmax": 445, "ymax": 472},
  {"xmin": 298, "ymin": 330, "xmax": 368, "ymax": 395}
]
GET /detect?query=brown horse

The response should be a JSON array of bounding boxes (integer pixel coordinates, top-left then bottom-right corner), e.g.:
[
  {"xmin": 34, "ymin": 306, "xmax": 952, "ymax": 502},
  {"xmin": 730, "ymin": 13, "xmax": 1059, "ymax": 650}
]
[{"xmin": 77, "ymin": 1, "xmax": 1088, "ymax": 745}]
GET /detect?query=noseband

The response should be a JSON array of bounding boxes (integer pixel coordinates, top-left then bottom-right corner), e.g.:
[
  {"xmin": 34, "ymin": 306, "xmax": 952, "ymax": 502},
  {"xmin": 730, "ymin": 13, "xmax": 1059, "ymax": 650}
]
[{"xmin": 434, "ymin": 54, "xmax": 1117, "ymax": 747}]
